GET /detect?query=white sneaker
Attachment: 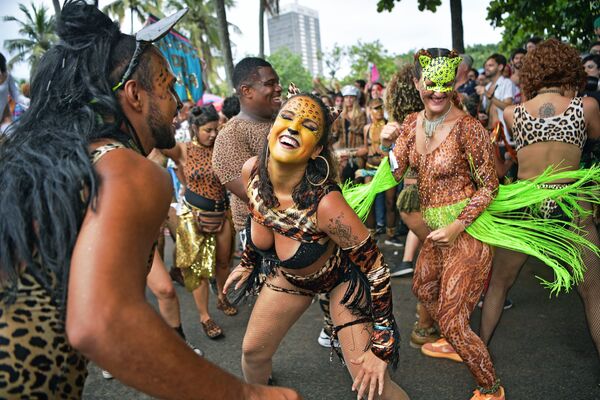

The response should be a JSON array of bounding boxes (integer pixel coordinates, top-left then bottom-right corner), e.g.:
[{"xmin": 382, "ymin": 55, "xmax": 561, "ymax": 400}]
[
  {"xmin": 101, "ymin": 369, "xmax": 113, "ymax": 380},
  {"xmin": 389, "ymin": 261, "xmax": 414, "ymax": 277},
  {"xmin": 186, "ymin": 341, "xmax": 204, "ymax": 356},
  {"xmin": 317, "ymin": 328, "xmax": 340, "ymax": 348}
]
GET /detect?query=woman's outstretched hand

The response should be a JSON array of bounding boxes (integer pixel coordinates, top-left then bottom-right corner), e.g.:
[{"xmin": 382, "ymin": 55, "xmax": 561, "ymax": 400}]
[
  {"xmin": 350, "ymin": 350, "xmax": 387, "ymax": 400},
  {"xmin": 222, "ymin": 264, "xmax": 253, "ymax": 294}
]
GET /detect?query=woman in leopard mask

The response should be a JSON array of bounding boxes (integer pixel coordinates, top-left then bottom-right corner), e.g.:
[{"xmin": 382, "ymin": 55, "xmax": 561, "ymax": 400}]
[{"xmin": 380, "ymin": 48, "xmax": 505, "ymax": 399}]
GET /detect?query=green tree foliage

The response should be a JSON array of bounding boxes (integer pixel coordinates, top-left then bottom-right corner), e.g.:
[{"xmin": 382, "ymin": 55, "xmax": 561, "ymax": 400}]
[
  {"xmin": 464, "ymin": 43, "xmax": 501, "ymax": 70},
  {"xmin": 102, "ymin": 0, "xmax": 166, "ymax": 33},
  {"xmin": 103, "ymin": 0, "xmax": 238, "ymax": 93},
  {"xmin": 267, "ymin": 47, "xmax": 312, "ymax": 94},
  {"xmin": 323, "ymin": 44, "xmax": 345, "ymax": 80},
  {"xmin": 346, "ymin": 40, "xmax": 399, "ymax": 83},
  {"xmin": 321, "ymin": 40, "xmax": 502, "ymax": 87},
  {"xmin": 487, "ymin": 0, "xmax": 599, "ymax": 52},
  {"xmin": 3, "ymin": 2, "xmax": 56, "ymax": 76},
  {"xmin": 376, "ymin": 0, "xmax": 441, "ymax": 13},
  {"xmin": 165, "ymin": 0, "xmax": 238, "ymax": 92},
  {"xmin": 376, "ymin": 0, "xmax": 464, "ymax": 53}
]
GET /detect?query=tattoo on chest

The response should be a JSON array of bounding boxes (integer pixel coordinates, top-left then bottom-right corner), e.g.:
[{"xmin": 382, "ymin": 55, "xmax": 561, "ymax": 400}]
[
  {"xmin": 539, "ymin": 103, "xmax": 555, "ymax": 118},
  {"xmin": 327, "ymin": 213, "xmax": 358, "ymax": 248}
]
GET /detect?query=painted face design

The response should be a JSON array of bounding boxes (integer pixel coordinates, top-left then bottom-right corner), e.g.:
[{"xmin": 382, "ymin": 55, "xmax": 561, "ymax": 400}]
[
  {"xmin": 419, "ymin": 55, "xmax": 462, "ymax": 93},
  {"xmin": 269, "ymin": 96, "xmax": 324, "ymax": 164},
  {"xmin": 279, "ymin": 96, "xmax": 324, "ymax": 139}
]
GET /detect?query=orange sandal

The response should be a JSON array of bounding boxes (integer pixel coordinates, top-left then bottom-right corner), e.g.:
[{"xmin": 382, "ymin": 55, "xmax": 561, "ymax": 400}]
[
  {"xmin": 217, "ymin": 298, "xmax": 238, "ymax": 316},
  {"xmin": 201, "ymin": 318, "xmax": 223, "ymax": 339}
]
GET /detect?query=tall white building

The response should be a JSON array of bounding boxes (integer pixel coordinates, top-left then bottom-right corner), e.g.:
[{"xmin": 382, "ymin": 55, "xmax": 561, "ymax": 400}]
[{"xmin": 267, "ymin": 2, "xmax": 323, "ymax": 77}]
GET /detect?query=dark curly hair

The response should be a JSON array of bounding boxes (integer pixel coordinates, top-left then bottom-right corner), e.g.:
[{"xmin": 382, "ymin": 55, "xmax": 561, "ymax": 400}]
[
  {"xmin": 188, "ymin": 104, "xmax": 219, "ymax": 127},
  {"xmin": 254, "ymin": 92, "xmax": 339, "ymax": 209},
  {"xmin": 221, "ymin": 95, "xmax": 240, "ymax": 119},
  {"xmin": 520, "ymin": 38, "xmax": 586, "ymax": 99},
  {"xmin": 385, "ymin": 63, "xmax": 424, "ymax": 123}
]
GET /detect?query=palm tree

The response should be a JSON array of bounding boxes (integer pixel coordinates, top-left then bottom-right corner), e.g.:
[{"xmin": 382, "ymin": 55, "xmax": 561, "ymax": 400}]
[
  {"xmin": 258, "ymin": 0, "xmax": 279, "ymax": 58},
  {"xmin": 167, "ymin": 0, "xmax": 238, "ymax": 92},
  {"xmin": 102, "ymin": 0, "xmax": 165, "ymax": 33},
  {"xmin": 215, "ymin": 0, "xmax": 234, "ymax": 91},
  {"xmin": 3, "ymin": 2, "xmax": 56, "ymax": 76}
]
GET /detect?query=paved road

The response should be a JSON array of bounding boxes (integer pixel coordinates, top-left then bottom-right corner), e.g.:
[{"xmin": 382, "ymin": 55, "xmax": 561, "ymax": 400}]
[{"xmin": 83, "ymin": 238, "xmax": 599, "ymax": 399}]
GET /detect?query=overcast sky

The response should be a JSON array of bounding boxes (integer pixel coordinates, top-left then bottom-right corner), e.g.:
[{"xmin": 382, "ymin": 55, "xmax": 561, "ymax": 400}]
[{"xmin": 1, "ymin": 0, "xmax": 503, "ymax": 81}]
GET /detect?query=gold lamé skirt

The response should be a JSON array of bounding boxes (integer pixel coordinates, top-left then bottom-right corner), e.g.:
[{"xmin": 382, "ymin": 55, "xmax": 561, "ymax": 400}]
[{"xmin": 175, "ymin": 201, "xmax": 218, "ymax": 292}]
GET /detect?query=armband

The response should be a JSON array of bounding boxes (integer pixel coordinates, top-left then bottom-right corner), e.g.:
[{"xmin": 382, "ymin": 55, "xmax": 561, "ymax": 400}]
[{"xmin": 380, "ymin": 144, "xmax": 392, "ymax": 152}]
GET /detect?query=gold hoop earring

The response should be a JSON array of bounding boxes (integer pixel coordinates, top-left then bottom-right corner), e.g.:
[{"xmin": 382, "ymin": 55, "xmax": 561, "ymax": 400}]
[{"xmin": 306, "ymin": 155, "xmax": 330, "ymax": 186}]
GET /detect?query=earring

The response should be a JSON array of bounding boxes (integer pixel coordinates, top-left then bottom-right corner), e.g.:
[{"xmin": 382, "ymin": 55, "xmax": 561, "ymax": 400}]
[{"xmin": 306, "ymin": 155, "xmax": 330, "ymax": 186}]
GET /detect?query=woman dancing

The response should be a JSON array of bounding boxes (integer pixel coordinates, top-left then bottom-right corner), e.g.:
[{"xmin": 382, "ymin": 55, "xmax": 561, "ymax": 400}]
[
  {"xmin": 380, "ymin": 48, "xmax": 504, "ymax": 399},
  {"xmin": 162, "ymin": 104, "xmax": 237, "ymax": 339},
  {"xmin": 224, "ymin": 89, "xmax": 409, "ymax": 400},
  {"xmin": 479, "ymin": 39, "xmax": 600, "ymax": 363}
]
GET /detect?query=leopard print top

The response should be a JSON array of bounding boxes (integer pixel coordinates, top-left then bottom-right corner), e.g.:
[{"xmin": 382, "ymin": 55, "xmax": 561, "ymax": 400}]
[
  {"xmin": 0, "ymin": 143, "xmax": 129, "ymax": 398},
  {"xmin": 0, "ymin": 142, "xmax": 161, "ymax": 398},
  {"xmin": 0, "ymin": 264, "xmax": 88, "ymax": 398},
  {"xmin": 512, "ymin": 97, "xmax": 586, "ymax": 152},
  {"xmin": 183, "ymin": 142, "xmax": 226, "ymax": 201},
  {"xmin": 247, "ymin": 173, "xmax": 340, "ymax": 244}
]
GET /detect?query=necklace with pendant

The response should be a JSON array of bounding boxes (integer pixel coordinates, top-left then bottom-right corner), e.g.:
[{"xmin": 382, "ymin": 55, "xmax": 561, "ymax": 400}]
[{"xmin": 422, "ymin": 104, "xmax": 452, "ymax": 150}]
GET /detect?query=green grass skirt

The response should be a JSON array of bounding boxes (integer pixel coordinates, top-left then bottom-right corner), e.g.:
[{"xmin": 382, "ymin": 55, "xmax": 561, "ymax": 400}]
[{"xmin": 342, "ymin": 160, "xmax": 600, "ymax": 294}]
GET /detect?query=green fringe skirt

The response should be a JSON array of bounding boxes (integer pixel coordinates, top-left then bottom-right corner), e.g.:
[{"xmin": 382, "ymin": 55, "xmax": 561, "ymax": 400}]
[{"xmin": 342, "ymin": 160, "xmax": 600, "ymax": 294}]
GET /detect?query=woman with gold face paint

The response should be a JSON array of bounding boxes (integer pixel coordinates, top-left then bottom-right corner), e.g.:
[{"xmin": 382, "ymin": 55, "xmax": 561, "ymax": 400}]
[
  {"xmin": 224, "ymin": 90, "xmax": 410, "ymax": 400},
  {"xmin": 381, "ymin": 49, "xmax": 505, "ymax": 400}
]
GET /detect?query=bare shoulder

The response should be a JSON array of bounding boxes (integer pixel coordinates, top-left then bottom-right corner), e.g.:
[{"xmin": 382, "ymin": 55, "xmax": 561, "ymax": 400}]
[
  {"xmin": 93, "ymin": 148, "xmax": 172, "ymax": 220},
  {"xmin": 504, "ymin": 104, "xmax": 516, "ymax": 116},
  {"xmin": 504, "ymin": 104, "xmax": 516, "ymax": 126},
  {"xmin": 582, "ymin": 96, "xmax": 600, "ymax": 114}
]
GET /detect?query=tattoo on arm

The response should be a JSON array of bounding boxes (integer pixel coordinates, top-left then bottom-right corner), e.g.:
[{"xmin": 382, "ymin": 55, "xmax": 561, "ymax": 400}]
[
  {"xmin": 327, "ymin": 213, "xmax": 359, "ymax": 248},
  {"xmin": 539, "ymin": 102, "xmax": 555, "ymax": 118}
]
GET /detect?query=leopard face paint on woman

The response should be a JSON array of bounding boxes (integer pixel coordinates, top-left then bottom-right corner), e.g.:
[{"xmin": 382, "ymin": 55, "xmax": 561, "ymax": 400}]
[
  {"xmin": 419, "ymin": 55, "xmax": 462, "ymax": 93},
  {"xmin": 268, "ymin": 95, "xmax": 325, "ymax": 164}
]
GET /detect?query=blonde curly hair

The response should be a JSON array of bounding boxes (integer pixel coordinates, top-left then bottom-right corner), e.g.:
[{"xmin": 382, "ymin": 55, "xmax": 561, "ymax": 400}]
[{"xmin": 385, "ymin": 63, "xmax": 424, "ymax": 123}]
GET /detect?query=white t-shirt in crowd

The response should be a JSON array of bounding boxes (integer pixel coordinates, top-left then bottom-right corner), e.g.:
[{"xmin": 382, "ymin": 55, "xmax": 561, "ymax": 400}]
[{"xmin": 482, "ymin": 75, "xmax": 517, "ymax": 144}]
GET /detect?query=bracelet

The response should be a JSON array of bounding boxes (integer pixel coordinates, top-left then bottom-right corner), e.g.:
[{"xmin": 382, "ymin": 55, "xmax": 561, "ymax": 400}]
[
  {"xmin": 373, "ymin": 324, "xmax": 392, "ymax": 331},
  {"xmin": 380, "ymin": 144, "xmax": 392, "ymax": 152}
]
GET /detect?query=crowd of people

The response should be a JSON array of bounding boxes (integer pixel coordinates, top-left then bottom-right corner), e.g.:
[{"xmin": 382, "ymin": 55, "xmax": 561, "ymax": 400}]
[{"xmin": 1, "ymin": 1, "xmax": 600, "ymax": 399}]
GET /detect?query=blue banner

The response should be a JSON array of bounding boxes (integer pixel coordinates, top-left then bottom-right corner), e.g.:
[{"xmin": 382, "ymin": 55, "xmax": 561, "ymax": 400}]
[{"xmin": 148, "ymin": 15, "xmax": 203, "ymax": 103}]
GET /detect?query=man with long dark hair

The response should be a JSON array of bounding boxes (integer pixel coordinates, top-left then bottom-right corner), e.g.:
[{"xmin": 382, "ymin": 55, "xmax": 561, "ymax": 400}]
[{"xmin": 0, "ymin": 1, "xmax": 299, "ymax": 399}]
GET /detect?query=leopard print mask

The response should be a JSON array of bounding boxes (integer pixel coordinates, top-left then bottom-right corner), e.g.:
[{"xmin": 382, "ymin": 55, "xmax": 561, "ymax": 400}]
[{"xmin": 419, "ymin": 55, "xmax": 462, "ymax": 93}]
